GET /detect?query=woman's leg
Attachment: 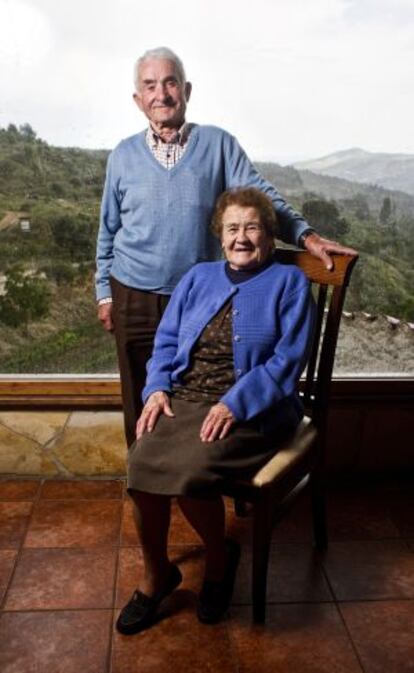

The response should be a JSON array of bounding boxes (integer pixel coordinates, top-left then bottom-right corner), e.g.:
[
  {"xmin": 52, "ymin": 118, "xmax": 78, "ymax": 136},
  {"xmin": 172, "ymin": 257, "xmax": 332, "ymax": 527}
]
[
  {"xmin": 177, "ymin": 495, "xmax": 227, "ymax": 581},
  {"xmin": 117, "ymin": 490, "xmax": 182, "ymax": 634},
  {"xmin": 129, "ymin": 489, "xmax": 172, "ymax": 595},
  {"xmin": 178, "ymin": 495, "xmax": 240, "ymax": 624}
]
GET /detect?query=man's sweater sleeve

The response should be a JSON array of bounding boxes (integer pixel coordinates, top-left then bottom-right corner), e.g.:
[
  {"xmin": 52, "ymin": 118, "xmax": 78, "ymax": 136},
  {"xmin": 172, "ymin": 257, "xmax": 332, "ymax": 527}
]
[
  {"xmin": 221, "ymin": 279, "xmax": 315, "ymax": 421},
  {"xmin": 223, "ymin": 133, "xmax": 310, "ymax": 247},
  {"xmin": 95, "ymin": 152, "xmax": 122, "ymax": 301}
]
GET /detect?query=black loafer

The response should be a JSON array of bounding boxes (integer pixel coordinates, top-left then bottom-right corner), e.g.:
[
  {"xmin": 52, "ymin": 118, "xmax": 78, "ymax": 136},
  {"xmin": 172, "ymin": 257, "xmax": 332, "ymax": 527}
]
[
  {"xmin": 116, "ymin": 564, "xmax": 182, "ymax": 635},
  {"xmin": 197, "ymin": 538, "xmax": 240, "ymax": 624}
]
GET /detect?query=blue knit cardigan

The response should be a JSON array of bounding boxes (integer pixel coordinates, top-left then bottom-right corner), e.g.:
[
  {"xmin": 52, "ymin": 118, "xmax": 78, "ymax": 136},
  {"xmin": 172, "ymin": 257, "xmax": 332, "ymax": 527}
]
[{"xmin": 143, "ymin": 261, "xmax": 315, "ymax": 433}]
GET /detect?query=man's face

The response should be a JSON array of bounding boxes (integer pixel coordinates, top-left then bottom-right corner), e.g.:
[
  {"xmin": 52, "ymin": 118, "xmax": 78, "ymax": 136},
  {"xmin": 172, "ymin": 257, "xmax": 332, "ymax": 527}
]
[{"xmin": 133, "ymin": 58, "xmax": 191, "ymax": 128}]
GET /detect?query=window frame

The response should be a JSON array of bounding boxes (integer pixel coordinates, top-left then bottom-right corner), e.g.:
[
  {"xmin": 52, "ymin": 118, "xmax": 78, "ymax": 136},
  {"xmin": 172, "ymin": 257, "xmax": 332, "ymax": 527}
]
[{"xmin": 0, "ymin": 376, "xmax": 412, "ymax": 409}]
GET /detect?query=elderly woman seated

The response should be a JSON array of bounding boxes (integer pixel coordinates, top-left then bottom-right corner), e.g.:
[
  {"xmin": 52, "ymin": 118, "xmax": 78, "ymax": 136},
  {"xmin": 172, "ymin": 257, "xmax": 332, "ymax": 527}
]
[{"xmin": 116, "ymin": 187, "xmax": 315, "ymax": 635}]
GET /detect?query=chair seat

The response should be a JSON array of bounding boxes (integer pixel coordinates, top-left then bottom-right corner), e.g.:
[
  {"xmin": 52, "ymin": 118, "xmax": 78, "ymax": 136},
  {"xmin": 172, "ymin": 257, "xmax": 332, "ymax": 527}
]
[{"xmin": 252, "ymin": 417, "xmax": 317, "ymax": 488}]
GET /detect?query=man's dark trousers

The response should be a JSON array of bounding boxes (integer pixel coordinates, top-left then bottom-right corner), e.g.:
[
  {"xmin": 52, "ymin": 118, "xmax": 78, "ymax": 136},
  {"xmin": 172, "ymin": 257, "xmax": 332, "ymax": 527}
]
[{"xmin": 110, "ymin": 277, "xmax": 170, "ymax": 447}]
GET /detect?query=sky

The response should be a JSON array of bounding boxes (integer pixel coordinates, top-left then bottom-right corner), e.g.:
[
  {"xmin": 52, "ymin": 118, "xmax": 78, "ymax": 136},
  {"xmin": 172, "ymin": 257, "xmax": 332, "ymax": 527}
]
[{"xmin": 0, "ymin": 0, "xmax": 413, "ymax": 163}]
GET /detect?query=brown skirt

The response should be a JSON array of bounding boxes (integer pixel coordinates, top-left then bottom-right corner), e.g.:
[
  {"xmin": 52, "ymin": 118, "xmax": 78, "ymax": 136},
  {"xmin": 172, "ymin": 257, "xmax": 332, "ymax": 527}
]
[{"xmin": 127, "ymin": 398, "xmax": 288, "ymax": 498}]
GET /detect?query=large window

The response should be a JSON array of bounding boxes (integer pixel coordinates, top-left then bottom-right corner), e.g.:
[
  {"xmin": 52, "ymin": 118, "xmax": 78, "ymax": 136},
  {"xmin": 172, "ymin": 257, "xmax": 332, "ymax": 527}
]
[{"xmin": 0, "ymin": 0, "xmax": 413, "ymax": 377}]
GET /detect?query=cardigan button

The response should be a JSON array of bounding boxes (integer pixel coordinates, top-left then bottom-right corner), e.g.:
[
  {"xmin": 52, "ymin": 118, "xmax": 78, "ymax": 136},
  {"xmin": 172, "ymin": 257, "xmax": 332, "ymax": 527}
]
[
  {"xmin": 234, "ymin": 335, "xmax": 241, "ymax": 342},
  {"xmin": 232, "ymin": 309, "xmax": 239, "ymax": 316},
  {"xmin": 236, "ymin": 368, "xmax": 243, "ymax": 377}
]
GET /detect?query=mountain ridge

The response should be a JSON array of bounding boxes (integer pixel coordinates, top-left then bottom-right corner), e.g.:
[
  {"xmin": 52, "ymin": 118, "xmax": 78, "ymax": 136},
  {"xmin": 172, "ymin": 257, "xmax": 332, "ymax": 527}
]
[{"xmin": 292, "ymin": 148, "xmax": 414, "ymax": 195}]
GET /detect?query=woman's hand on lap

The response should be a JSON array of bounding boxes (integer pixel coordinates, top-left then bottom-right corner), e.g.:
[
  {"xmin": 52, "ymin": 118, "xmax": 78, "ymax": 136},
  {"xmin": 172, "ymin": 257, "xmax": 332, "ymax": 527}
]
[
  {"xmin": 200, "ymin": 403, "xmax": 235, "ymax": 442},
  {"xmin": 136, "ymin": 392, "xmax": 174, "ymax": 440}
]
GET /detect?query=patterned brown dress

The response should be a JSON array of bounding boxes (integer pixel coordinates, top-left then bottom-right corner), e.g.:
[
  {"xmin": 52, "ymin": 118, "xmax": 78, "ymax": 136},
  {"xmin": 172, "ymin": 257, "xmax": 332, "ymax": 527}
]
[
  {"xmin": 127, "ymin": 300, "xmax": 286, "ymax": 498},
  {"xmin": 173, "ymin": 302, "xmax": 235, "ymax": 403}
]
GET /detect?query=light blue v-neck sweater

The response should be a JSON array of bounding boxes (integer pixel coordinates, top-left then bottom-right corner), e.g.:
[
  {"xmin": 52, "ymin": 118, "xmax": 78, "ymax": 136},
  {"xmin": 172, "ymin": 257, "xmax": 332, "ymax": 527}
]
[{"xmin": 96, "ymin": 125, "xmax": 309, "ymax": 300}]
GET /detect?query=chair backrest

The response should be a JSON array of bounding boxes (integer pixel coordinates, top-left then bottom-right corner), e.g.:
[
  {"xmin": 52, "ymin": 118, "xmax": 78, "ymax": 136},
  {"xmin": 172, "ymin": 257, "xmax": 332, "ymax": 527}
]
[{"xmin": 273, "ymin": 249, "xmax": 358, "ymax": 438}]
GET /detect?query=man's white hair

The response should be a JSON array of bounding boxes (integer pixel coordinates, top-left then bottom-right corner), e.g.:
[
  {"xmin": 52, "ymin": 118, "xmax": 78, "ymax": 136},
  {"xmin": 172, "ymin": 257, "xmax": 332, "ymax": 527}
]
[{"xmin": 133, "ymin": 47, "xmax": 187, "ymax": 91}]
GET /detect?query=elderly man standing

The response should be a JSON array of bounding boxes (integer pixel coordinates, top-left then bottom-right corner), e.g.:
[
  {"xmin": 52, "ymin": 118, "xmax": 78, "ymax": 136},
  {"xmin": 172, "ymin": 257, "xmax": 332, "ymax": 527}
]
[{"xmin": 96, "ymin": 46, "xmax": 356, "ymax": 446}]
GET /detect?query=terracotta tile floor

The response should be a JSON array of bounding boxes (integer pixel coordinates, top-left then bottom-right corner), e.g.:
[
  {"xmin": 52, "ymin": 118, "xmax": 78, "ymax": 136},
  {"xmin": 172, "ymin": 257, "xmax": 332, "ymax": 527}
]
[{"xmin": 0, "ymin": 477, "xmax": 413, "ymax": 673}]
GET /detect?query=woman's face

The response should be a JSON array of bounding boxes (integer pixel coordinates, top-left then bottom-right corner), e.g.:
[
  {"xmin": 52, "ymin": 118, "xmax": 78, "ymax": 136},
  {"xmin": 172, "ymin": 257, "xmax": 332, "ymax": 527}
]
[{"xmin": 221, "ymin": 205, "xmax": 273, "ymax": 271}]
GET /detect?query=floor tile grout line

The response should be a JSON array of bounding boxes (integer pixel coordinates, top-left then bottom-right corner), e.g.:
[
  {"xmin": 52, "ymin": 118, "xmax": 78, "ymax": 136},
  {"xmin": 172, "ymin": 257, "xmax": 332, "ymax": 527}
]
[
  {"xmin": 17, "ymin": 544, "xmax": 129, "ymax": 551},
  {"xmin": 0, "ymin": 551, "xmax": 18, "ymax": 612},
  {"xmin": 5, "ymin": 544, "xmax": 123, "ymax": 552},
  {"xmin": 334, "ymin": 602, "xmax": 368, "ymax": 673},
  {"xmin": 0, "ymin": 543, "xmax": 204, "ymax": 551},
  {"xmin": 30, "ymin": 497, "xmax": 124, "ymax": 503},
  {"xmin": 0, "ymin": 478, "xmax": 44, "ymax": 611},
  {"xmin": 106, "ymin": 538, "xmax": 121, "ymax": 673},
  {"xmin": 3, "ymin": 597, "xmax": 414, "ymax": 616},
  {"xmin": 319, "ymin": 560, "xmax": 368, "ymax": 673},
  {"xmin": 322, "ymin": 546, "xmax": 397, "ymax": 673},
  {"xmin": 4, "ymin": 531, "xmax": 410, "ymax": 544},
  {"xmin": 1, "ymin": 607, "xmax": 116, "ymax": 614},
  {"xmin": 107, "ymin": 486, "xmax": 125, "ymax": 662},
  {"xmin": 317, "ymin": 551, "xmax": 336, "ymax": 603},
  {"xmin": 113, "ymin": 483, "xmax": 124, "ymax": 589},
  {"xmin": 106, "ymin": 609, "xmax": 116, "ymax": 673},
  {"xmin": 33, "ymin": 497, "xmax": 123, "ymax": 502},
  {"xmin": 233, "ymin": 596, "xmax": 414, "ymax": 606},
  {"xmin": 325, "ymin": 534, "xmax": 409, "ymax": 543}
]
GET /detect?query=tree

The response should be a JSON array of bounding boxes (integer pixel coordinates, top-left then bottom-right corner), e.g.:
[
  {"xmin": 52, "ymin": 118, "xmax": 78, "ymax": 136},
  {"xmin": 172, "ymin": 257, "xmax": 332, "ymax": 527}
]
[
  {"xmin": 6, "ymin": 123, "xmax": 18, "ymax": 135},
  {"xmin": 49, "ymin": 215, "xmax": 94, "ymax": 261},
  {"xmin": 343, "ymin": 194, "xmax": 371, "ymax": 220},
  {"xmin": 19, "ymin": 123, "xmax": 37, "ymax": 140},
  {"xmin": 379, "ymin": 197, "xmax": 392, "ymax": 225},
  {"xmin": 0, "ymin": 267, "xmax": 50, "ymax": 333},
  {"xmin": 302, "ymin": 199, "xmax": 349, "ymax": 239},
  {"xmin": 50, "ymin": 181, "xmax": 66, "ymax": 197},
  {"xmin": 43, "ymin": 261, "xmax": 76, "ymax": 286}
]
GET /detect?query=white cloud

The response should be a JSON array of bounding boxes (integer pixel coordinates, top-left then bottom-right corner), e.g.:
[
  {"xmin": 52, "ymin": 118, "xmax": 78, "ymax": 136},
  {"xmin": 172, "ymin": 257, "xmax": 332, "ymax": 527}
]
[
  {"xmin": 0, "ymin": 0, "xmax": 53, "ymax": 67},
  {"xmin": 0, "ymin": 0, "xmax": 413, "ymax": 159}
]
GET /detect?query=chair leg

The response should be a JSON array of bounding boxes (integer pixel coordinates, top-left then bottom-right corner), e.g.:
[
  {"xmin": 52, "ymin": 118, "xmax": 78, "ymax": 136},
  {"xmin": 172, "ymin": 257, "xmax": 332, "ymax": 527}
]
[
  {"xmin": 311, "ymin": 475, "xmax": 327, "ymax": 551},
  {"xmin": 252, "ymin": 494, "xmax": 273, "ymax": 623},
  {"xmin": 234, "ymin": 498, "xmax": 249, "ymax": 517}
]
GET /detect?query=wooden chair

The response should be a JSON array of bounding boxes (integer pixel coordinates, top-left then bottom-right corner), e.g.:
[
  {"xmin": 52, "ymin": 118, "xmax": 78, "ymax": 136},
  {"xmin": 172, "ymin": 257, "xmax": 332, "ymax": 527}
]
[{"xmin": 222, "ymin": 249, "xmax": 358, "ymax": 623}]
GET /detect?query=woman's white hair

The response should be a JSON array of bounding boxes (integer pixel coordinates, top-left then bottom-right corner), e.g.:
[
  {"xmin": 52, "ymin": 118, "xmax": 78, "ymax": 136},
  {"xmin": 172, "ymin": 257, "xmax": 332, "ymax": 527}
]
[{"xmin": 133, "ymin": 47, "xmax": 187, "ymax": 91}]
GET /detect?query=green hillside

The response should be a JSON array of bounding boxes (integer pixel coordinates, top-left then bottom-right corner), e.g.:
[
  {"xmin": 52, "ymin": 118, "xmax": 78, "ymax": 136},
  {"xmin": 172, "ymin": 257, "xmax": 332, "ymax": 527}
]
[
  {"xmin": 0, "ymin": 123, "xmax": 107, "ymax": 202},
  {"xmin": 257, "ymin": 162, "xmax": 414, "ymax": 320},
  {"xmin": 0, "ymin": 124, "xmax": 413, "ymax": 373},
  {"xmin": 0, "ymin": 124, "xmax": 109, "ymax": 372}
]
